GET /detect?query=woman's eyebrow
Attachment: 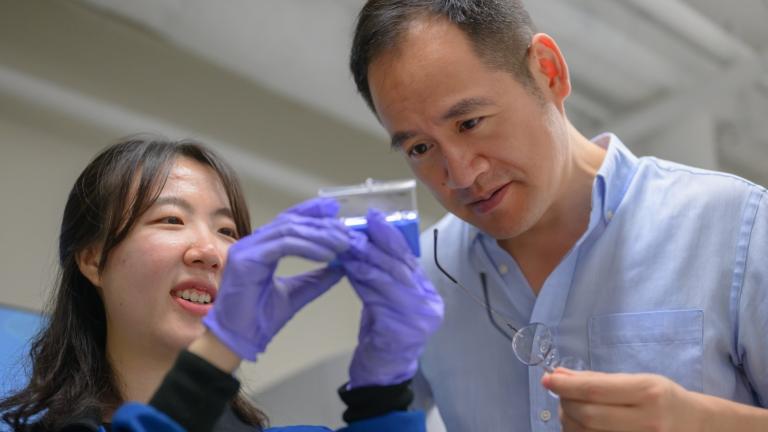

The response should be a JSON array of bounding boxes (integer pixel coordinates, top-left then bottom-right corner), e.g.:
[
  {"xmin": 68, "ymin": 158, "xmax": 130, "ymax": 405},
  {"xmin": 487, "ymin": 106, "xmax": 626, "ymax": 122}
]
[
  {"xmin": 213, "ymin": 207, "xmax": 234, "ymax": 219},
  {"xmin": 154, "ymin": 196, "xmax": 233, "ymax": 219},
  {"xmin": 154, "ymin": 196, "xmax": 193, "ymax": 212}
]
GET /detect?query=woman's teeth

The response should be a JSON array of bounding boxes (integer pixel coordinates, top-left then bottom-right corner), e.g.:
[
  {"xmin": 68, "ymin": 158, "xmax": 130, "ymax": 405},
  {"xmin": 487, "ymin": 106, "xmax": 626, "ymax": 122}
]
[{"xmin": 173, "ymin": 290, "xmax": 212, "ymax": 304}]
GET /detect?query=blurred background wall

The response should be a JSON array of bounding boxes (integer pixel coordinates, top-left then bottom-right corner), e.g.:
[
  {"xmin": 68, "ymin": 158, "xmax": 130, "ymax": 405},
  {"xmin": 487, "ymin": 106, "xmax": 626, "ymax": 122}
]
[{"xmin": 1, "ymin": 0, "xmax": 767, "ymax": 429}]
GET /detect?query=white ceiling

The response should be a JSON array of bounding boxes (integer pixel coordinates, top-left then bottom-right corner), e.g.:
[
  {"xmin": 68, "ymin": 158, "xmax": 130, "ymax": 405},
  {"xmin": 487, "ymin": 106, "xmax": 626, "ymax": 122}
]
[
  {"xmin": 81, "ymin": 0, "xmax": 380, "ymax": 136},
  {"xmin": 78, "ymin": 0, "xmax": 768, "ymax": 183}
]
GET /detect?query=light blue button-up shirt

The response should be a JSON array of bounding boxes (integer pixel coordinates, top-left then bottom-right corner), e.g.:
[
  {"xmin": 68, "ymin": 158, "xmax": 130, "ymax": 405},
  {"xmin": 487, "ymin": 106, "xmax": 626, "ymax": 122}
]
[{"xmin": 414, "ymin": 133, "xmax": 768, "ymax": 431}]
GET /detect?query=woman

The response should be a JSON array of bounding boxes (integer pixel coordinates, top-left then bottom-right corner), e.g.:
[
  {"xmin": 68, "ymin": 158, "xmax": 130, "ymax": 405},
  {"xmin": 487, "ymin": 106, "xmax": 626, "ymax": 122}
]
[{"xmin": 0, "ymin": 136, "xmax": 443, "ymax": 431}]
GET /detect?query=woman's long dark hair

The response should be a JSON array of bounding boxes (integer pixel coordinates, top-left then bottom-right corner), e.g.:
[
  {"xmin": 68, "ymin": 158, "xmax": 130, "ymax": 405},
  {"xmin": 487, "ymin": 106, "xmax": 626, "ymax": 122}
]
[{"xmin": 0, "ymin": 136, "xmax": 267, "ymax": 430}]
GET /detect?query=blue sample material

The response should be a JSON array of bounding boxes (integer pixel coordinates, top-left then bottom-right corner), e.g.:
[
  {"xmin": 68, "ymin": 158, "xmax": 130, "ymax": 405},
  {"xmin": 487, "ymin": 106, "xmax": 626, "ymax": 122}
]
[{"xmin": 330, "ymin": 217, "xmax": 420, "ymax": 269}]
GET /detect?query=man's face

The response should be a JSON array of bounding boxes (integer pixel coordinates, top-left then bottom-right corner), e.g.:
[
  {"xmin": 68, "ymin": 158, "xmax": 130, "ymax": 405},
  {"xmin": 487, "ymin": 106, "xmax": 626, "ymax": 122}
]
[{"xmin": 368, "ymin": 18, "xmax": 570, "ymax": 240}]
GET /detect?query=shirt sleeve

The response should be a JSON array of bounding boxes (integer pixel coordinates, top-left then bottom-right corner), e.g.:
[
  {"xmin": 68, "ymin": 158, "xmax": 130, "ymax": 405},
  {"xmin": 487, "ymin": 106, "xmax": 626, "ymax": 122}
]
[
  {"xmin": 337, "ymin": 380, "xmax": 413, "ymax": 423},
  {"xmin": 736, "ymin": 189, "xmax": 768, "ymax": 406}
]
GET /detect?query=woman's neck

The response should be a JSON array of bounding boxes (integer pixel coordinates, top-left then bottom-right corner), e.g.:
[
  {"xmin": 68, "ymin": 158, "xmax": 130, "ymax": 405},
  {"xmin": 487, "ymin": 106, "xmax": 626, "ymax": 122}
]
[{"xmin": 106, "ymin": 336, "xmax": 178, "ymax": 408}]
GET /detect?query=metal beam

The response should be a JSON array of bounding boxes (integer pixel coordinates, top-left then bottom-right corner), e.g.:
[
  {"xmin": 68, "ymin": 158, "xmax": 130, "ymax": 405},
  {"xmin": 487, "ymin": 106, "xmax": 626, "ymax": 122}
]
[
  {"xmin": 565, "ymin": 91, "xmax": 612, "ymax": 122},
  {"xmin": 624, "ymin": 0, "xmax": 755, "ymax": 63},
  {"xmin": 609, "ymin": 0, "xmax": 767, "ymax": 143},
  {"xmin": 579, "ymin": 0, "xmax": 721, "ymax": 78},
  {"xmin": 0, "ymin": 65, "xmax": 331, "ymax": 198},
  {"xmin": 529, "ymin": 0, "xmax": 688, "ymax": 106},
  {"xmin": 610, "ymin": 50, "xmax": 768, "ymax": 144}
]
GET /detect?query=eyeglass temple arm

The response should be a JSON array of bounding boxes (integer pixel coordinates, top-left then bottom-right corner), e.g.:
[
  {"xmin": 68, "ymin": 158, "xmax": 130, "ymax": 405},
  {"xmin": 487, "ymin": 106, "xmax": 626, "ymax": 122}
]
[
  {"xmin": 433, "ymin": 229, "xmax": 516, "ymax": 341},
  {"xmin": 481, "ymin": 273, "xmax": 515, "ymax": 342},
  {"xmin": 433, "ymin": 228, "xmax": 458, "ymax": 284}
]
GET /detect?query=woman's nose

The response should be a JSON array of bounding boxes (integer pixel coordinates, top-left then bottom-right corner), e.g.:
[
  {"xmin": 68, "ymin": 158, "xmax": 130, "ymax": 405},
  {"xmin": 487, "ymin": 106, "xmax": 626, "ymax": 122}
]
[{"xmin": 183, "ymin": 233, "xmax": 223, "ymax": 270}]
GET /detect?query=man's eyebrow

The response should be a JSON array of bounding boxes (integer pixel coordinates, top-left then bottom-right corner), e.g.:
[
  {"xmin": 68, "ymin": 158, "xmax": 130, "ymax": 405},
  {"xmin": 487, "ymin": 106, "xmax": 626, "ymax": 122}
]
[
  {"xmin": 390, "ymin": 131, "xmax": 417, "ymax": 150},
  {"xmin": 441, "ymin": 97, "xmax": 495, "ymax": 121},
  {"xmin": 153, "ymin": 196, "xmax": 233, "ymax": 219}
]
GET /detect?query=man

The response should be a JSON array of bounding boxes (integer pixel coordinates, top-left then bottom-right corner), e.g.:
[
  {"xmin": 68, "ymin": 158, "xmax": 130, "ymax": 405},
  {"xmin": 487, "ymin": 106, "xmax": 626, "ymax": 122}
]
[{"xmin": 349, "ymin": 0, "xmax": 768, "ymax": 431}]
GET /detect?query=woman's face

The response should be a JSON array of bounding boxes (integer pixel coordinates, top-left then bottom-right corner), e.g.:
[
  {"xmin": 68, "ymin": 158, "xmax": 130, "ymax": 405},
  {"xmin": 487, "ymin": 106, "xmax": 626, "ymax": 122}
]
[{"xmin": 96, "ymin": 157, "xmax": 238, "ymax": 357}]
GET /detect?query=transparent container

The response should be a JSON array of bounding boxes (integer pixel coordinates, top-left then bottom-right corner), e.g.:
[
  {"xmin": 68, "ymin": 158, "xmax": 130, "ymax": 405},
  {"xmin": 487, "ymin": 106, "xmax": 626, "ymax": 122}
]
[{"xmin": 318, "ymin": 178, "xmax": 420, "ymax": 256}]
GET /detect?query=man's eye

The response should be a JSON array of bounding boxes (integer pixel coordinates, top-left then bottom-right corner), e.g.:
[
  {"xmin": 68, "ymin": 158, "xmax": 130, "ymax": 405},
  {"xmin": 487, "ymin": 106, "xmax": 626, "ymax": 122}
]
[
  {"xmin": 218, "ymin": 227, "xmax": 238, "ymax": 239},
  {"xmin": 458, "ymin": 118, "xmax": 482, "ymax": 132},
  {"xmin": 407, "ymin": 143, "xmax": 431, "ymax": 158}
]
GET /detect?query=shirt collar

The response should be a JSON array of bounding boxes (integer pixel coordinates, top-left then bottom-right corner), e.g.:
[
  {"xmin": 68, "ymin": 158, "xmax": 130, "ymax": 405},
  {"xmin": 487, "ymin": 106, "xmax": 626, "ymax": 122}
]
[{"xmin": 592, "ymin": 132, "xmax": 639, "ymax": 224}]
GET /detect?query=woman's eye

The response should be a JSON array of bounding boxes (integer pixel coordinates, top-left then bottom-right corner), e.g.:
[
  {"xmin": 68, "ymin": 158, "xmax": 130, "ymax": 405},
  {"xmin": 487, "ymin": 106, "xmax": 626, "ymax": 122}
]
[
  {"xmin": 458, "ymin": 117, "xmax": 482, "ymax": 132},
  {"xmin": 218, "ymin": 227, "xmax": 238, "ymax": 239},
  {"xmin": 407, "ymin": 143, "xmax": 431, "ymax": 158},
  {"xmin": 162, "ymin": 216, "xmax": 183, "ymax": 225}
]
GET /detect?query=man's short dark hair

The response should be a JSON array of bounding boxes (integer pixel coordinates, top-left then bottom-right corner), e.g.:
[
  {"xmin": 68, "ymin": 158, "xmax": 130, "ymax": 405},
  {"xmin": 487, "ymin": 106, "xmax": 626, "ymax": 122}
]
[{"xmin": 350, "ymin": 0, "xmax": 539, "ymax": 113}]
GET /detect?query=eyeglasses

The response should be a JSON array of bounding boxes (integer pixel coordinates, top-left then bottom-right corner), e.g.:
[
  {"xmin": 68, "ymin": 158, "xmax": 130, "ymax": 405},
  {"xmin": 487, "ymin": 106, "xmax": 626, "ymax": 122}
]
[{"xmin": 433, "ymin": 228, "xmax": 584, "ymax": 372}]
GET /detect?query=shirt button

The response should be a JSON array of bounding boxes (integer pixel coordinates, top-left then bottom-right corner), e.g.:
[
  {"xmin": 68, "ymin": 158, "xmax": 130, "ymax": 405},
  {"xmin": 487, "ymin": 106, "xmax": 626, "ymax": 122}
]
[
  {"xmin": 539, "ymin": 409, "xmax": 552, "ymax": 422},
  {"xmin": 498, "ymin": 264, "xmax": 509, "ymax": 275},
  {"xmin": 606, "ymin": 210, "xmax": 614, "ymax": 220}
]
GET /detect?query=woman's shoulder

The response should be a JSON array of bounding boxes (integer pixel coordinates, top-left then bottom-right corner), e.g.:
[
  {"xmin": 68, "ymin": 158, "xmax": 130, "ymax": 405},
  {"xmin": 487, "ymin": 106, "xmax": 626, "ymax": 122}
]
[
  {"xmin": 263, "ymin": 411, "xmax": 426, "ymax": 432},
  {"xmin": 264, "ymin": 427, "xmax": 333, "ymax": 432}
]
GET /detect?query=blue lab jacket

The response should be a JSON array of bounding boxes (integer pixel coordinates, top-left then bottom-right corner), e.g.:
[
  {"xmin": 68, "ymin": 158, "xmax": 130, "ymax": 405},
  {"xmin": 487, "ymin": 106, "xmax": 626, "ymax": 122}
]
[
  {"xmin": 108, "ymin": 350, "xmax": 425, "ymax": 432},
  {"xmin": 112, "ymin": 403, "xmax": 425, "ymax": 432}
]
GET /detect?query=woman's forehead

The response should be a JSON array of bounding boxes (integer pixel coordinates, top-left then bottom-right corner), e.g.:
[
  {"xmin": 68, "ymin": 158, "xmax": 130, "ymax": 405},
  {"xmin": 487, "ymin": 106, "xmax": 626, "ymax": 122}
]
[{"xmin": 161, "ymin": 157, "xmax": 229, "ymax": 202}]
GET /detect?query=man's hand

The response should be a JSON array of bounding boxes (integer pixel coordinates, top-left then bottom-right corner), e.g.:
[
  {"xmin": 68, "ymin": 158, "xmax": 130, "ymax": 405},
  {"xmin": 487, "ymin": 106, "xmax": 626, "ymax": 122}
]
[
  {"xmin": 543, "ymin": 368, "xmax": 768, "ymax": 432},
  {"xmin": 542, "ymin": 369, "xmax": 705, "ymax": 432}
]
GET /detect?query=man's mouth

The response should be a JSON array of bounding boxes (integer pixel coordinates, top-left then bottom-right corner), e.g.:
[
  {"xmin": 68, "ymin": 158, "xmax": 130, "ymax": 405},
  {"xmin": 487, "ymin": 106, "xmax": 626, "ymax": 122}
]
[{"xmin": 466, "ymin": 182, "xmax": 512, "ymax": 214}]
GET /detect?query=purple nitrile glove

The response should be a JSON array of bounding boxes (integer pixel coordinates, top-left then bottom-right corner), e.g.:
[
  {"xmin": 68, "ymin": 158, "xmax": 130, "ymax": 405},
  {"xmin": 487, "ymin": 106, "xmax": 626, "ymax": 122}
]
[
  {"xmin": 203, "ymin": 197, "xmax": 350, "ymax": 361},
  {"xmin": 340, "ymin": 209, "xmax": 444, "ymax": 388}
]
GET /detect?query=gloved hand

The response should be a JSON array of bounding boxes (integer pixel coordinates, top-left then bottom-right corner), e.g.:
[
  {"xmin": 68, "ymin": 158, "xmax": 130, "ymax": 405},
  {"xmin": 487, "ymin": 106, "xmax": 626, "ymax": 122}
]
[
  {"xmin": 203, "ymin": 197, "xmax": 351, "ymax": 361},
  {"xmin": 340, "ymin": 209, "xmax": 444, "ymax": 388}
]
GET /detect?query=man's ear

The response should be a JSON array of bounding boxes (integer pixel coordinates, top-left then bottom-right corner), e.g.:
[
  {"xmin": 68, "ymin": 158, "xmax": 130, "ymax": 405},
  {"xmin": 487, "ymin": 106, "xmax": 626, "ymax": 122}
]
[
  {"xmin": 76, "ymin": 245, "xmax": 103, "ymax": 288},
  {"xmin": 528, "ymin": 33, "xmax": 571, "ymax": 110}
]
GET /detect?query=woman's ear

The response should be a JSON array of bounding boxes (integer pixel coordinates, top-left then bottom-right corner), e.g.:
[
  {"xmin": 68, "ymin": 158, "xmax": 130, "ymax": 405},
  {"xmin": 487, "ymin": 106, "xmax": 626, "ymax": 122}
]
[{"xmin": 76, "ymin": 245, "xmax": 103, "ymax": 288}]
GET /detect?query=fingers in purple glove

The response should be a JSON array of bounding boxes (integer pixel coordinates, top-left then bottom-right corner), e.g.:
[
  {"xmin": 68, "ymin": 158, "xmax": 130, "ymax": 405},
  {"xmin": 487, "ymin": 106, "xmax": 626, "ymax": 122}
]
[
  {"xmin": 238, "ymin": 218, "xmax": 351, "ymax": 256},
  {"xmin": 341, "ymin": 260, "xmax": 426, "ymax": 309},
  {"xmin": 252, "ymin": 214, "xmax": 348, "ymax": 241},
  {"xmin": 275, "ymin": 266, "xmax": 345, "ymax": 309},
  {"xmin": 284, "ymin": 196, "xmax": 339, "ymax": 218},
  {"xmin": 364, "ymin": 209, "xmax": 418, "ymax": 270},
  {"xmin": 343, "ymin": 240, "xmax": 416, "ymax": 288},
  {"xmin": 237, "ymin": 236, "xmax": 344, "ymax": 264},
  {"xmin": 342, "ymin": 260, "xmax": 397, "ymax": 306}
]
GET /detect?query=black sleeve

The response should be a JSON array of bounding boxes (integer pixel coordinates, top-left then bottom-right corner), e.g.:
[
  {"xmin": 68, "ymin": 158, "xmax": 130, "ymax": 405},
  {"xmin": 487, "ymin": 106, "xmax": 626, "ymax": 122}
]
[
  {"xmin": 149, "ymin": 350, "xmax": 240, "ymax": 432},
  {"xmin": 337, "ymin": 380, "xmax": 414, "ymax": 423}
]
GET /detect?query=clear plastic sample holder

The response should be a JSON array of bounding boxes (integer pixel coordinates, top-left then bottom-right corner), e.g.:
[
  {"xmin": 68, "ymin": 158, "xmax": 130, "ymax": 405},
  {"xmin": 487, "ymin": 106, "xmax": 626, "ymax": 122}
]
[{"xmin": 318, "ymin": 178, "xmax": 420, "ymax": 257}]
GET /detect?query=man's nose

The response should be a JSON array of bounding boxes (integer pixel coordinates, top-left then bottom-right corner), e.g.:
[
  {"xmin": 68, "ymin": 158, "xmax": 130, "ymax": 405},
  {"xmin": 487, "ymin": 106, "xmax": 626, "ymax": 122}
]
[{"xmin": 442, "ymin": 143, "xmax": 488, "ymax": 189}]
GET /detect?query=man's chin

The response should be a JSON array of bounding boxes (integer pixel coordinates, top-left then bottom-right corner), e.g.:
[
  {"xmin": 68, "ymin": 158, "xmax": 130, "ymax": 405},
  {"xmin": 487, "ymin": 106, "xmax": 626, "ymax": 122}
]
[
  {"xmin": 477, "ymin": 224, "xmax": 527, "ymax": 241},
  {"xmin": 458, "ymin": 212, "xmax": 527, "ymax": 240}
]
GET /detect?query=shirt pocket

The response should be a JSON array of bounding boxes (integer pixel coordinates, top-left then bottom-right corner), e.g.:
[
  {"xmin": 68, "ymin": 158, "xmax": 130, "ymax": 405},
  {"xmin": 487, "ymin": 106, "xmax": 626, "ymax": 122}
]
[{"xmin": 588, "ymin": 309, "xmax": 703, "ymax": 392}]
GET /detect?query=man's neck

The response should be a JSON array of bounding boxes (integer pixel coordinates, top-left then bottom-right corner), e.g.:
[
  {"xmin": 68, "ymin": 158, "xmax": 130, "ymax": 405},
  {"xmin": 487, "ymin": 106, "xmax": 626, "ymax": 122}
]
[{"xmin": 498, "ymin": 129, "xmax": 606, "ymax": 295}]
